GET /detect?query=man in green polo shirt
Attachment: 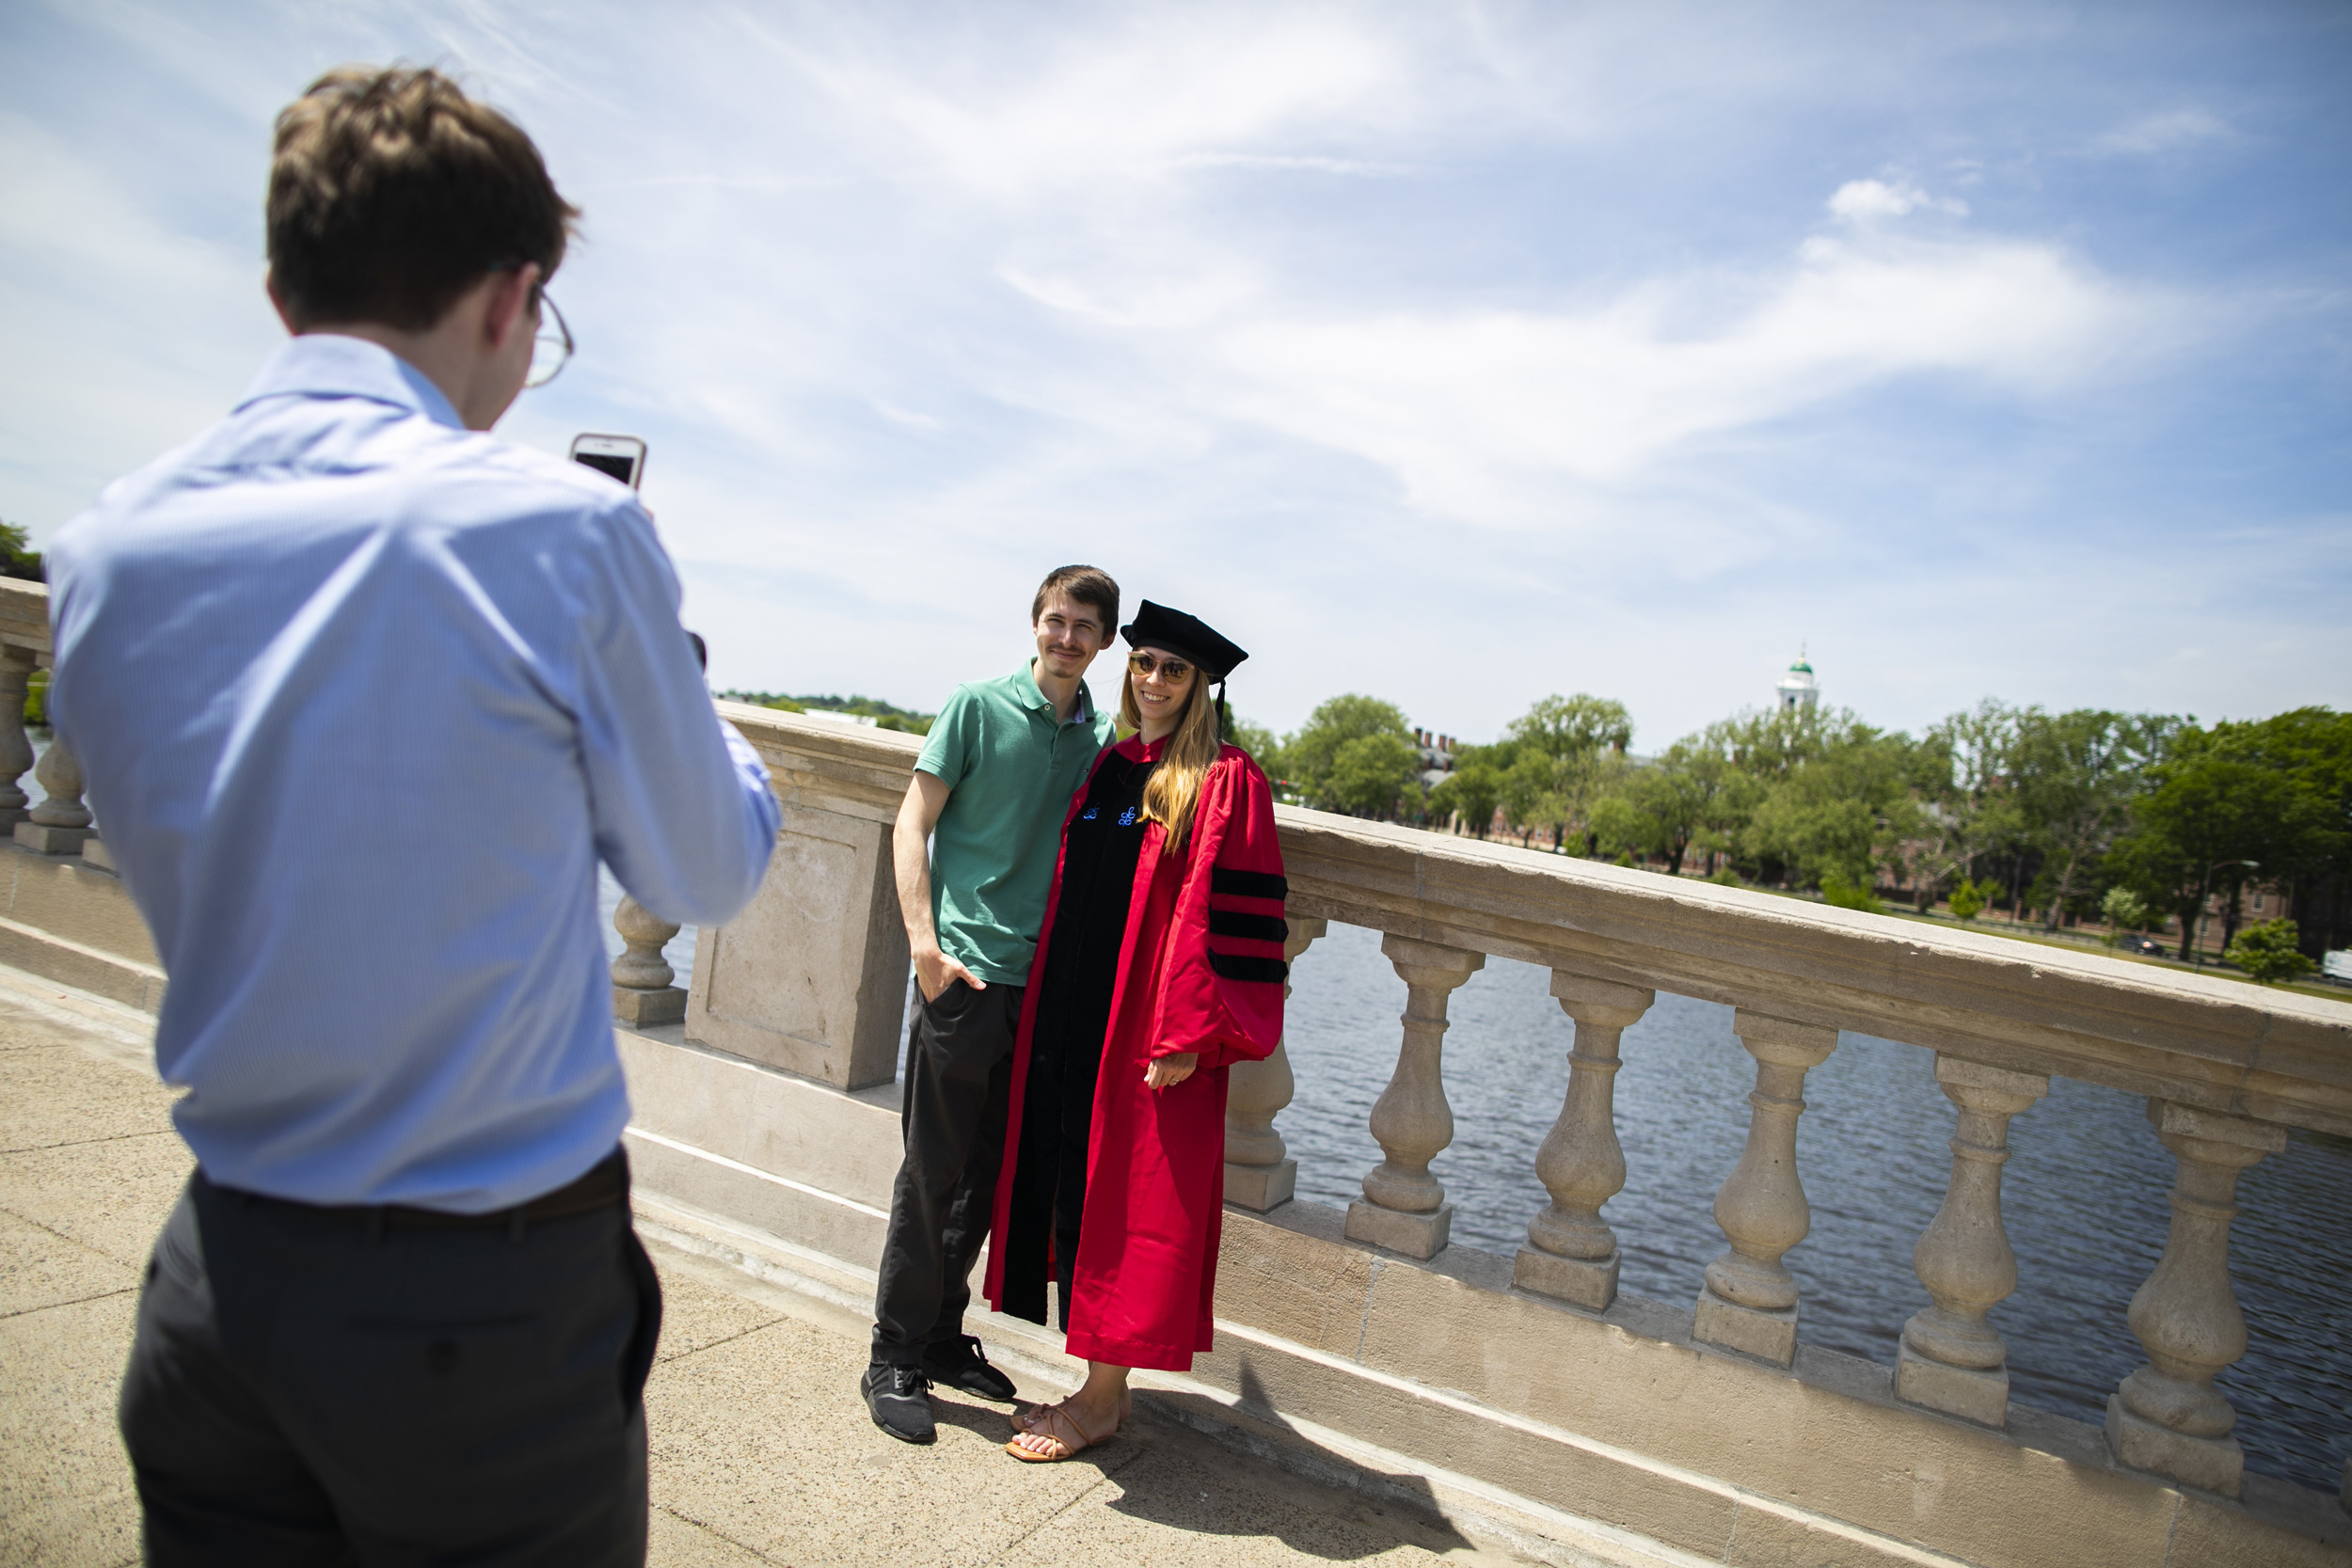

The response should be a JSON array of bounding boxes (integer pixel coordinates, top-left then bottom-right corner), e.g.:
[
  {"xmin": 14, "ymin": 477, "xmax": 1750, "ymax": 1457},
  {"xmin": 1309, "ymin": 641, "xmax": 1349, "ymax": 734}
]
[{"xmin": 863, "ymin": 564, "xmax": 1121, "ymax": 1444}]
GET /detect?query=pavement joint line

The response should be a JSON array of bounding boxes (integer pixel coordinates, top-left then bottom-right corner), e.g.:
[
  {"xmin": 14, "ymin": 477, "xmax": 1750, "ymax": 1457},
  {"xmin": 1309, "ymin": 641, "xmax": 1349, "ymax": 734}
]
[
  {"xmin": 0, "ymin": 1126, "xmax": 183, "ymax": 1159},
  {"xmin": 1, "ymin": 1200, "xmax": 132, "ymax": 1257},
  {"xmin": 3, "ymin": 1130, "xmax": 176, "ymax": 1156},
  {"xmin": 657, "ymin": 1315, "xmax": 794, "ymax": 1366},
  {"xmin": 656, "ymin": 1505, "xmax": 780, "ymax": 1564},
  {"xmin": 0, "ymin": 1282, "xmax": 137, "ymax": 1323}
]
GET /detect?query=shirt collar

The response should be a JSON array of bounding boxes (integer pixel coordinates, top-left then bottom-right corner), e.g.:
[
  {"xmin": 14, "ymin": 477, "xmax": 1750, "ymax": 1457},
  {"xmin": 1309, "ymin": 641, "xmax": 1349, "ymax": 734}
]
[
  {"xmin": 233, "ymin": 334, "xmax": 467, "ymax": 431},
  {"xmin": 1015, "ymin": 661, "xmax": 1096, "ymax": 725}
]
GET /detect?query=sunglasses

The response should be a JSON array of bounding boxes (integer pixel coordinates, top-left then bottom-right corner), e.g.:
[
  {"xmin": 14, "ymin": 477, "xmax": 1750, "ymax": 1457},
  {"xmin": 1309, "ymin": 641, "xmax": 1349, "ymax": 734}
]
[{"xmin": 1127, "ymin": 652, "xmax": 1194, "ymax": 683}]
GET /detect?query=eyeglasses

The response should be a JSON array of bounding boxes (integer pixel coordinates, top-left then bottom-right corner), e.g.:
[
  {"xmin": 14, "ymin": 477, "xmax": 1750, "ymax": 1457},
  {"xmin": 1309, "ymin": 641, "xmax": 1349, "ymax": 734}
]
[
  {"xmin": 1128, "ymin": 652, "xmax": 1194, "ymax": 683},
  {"xmin": 525, "ymin": 290, "xmax": 572, "ymax": 388}
]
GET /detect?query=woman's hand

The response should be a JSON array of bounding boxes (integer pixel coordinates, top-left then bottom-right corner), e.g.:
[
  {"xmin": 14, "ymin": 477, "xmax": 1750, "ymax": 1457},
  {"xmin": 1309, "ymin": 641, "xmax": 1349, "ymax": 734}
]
[{"xmin": 1144, "ymin": 1053, "xmax": 1199, "ymax": 1091}]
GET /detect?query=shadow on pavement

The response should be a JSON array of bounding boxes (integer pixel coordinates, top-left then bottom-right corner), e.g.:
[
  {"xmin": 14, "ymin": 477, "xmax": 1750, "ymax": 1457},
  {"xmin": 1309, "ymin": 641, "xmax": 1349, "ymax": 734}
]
[{"xmin": 1101, "ymin": 1363, "xmax": 1478, "ymax": 1561}]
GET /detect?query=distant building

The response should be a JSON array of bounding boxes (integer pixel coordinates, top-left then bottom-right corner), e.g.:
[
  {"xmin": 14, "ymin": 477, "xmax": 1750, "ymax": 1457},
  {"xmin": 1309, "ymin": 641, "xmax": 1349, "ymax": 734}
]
[
  {"xmin": 1413, "ymin": 728, "xmax": 1457, "ymax": 791},
  {"xmin": 1776, "ymin": 648, "xmax": 1820, "ymax": 714}
]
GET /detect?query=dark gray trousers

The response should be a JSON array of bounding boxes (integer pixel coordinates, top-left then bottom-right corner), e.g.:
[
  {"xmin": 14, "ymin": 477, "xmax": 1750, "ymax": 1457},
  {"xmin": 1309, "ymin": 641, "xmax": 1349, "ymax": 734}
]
[
  {"xmin": 118, "ymin": 1164, "xmax": 660, "ymax": 1566},
  {"xmin": 870, "ymin": 977, "xmax": 1021, "ymax": 1366}
]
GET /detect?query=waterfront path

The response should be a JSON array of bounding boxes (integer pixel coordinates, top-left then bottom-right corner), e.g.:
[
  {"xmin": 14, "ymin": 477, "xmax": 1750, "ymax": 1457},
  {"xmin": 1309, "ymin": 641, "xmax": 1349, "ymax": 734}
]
[{"xmin": 0, "ymin": 966, "xmax": 1557, "ymax": 1568}]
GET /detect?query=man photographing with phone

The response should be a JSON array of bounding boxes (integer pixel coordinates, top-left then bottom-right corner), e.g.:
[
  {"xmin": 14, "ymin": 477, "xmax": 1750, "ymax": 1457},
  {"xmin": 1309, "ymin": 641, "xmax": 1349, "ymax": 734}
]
[{"xmin": 46, "ymin": 66, "xmax": 780, "ymax": 1563}]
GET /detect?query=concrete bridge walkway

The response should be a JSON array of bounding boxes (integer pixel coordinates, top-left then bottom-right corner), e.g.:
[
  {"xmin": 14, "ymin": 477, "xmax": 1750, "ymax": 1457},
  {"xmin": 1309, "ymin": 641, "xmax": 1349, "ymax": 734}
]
[{"xmin": 0, "ymin": 966, "xmax": 1613, "ymax": 1568}]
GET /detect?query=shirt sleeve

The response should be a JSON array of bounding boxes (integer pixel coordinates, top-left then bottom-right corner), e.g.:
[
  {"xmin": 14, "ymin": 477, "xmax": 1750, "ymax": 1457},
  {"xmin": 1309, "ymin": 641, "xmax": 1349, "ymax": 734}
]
[
  {"xmin": 1146, "ymin": 752, "xmax": 1288, "ymax": 1071},
  {"xmin": 568, "ymin": 496, "xmax": 781, "ymax": 927},
  {"xmin": 915, "ymin": 687, "xmax": 980, "ymax": 787}
]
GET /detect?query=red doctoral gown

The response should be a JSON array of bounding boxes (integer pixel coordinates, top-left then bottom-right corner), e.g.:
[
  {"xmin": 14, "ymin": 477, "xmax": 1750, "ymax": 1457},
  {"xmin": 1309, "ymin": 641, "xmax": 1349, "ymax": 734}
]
[{"xmin": 982, "ymin": 736, "xmax": 1287, "ymax": 1370}]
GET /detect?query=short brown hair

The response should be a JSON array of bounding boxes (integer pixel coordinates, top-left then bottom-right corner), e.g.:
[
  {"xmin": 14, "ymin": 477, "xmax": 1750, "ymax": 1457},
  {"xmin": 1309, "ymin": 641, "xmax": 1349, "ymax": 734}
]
[
  {"xmin": 1031, "ymin": 565, "xmax": 1120, "ymax": 635},
  {"xmin": 267, "ymin": 67, "xmax": 580, "ymax": 331}
]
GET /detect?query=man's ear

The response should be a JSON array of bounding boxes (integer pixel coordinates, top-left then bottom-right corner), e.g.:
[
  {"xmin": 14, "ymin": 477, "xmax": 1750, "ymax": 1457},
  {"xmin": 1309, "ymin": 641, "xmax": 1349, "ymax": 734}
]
[
  {"xmin": 263, "ymin": 269, "xmax": 301, "ymax": 334},
  {"xmin": 483, "ymin": 263, "xmax": 540, "ymax": 350}
]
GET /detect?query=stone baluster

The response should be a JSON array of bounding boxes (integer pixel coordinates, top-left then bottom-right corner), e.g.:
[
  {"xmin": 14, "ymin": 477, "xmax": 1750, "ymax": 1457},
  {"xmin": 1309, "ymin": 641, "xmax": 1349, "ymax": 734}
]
[
  {"xmin": 612, "ymin": 895, "xmax": 688, "ymax": 1026},
  {"xmin": 1896, "ymin": 1054, "xmax": 2049, "ymax": 1426},
  {"xmin": 1514, "ymin": 972, "xmax": 1655, "ymax": 1311},
  {"xmin": 1344, "ymin": 934, "xmax": 1484, "ymax": 1259},
  {"xmin": 1692, "ymin": 1010, "xmax": 1838, "ymax": 1366},
  {"xmin": 1225, "ymin": 915, "xmax": 1327, "ymax": 1212},
  {"xmin": 2106, "ymin": 1100, "xmax": 2286, "ymax": 1497},
  {"xmin": 17, "ymin": 733, "xmax": 94, "ymax": 854},
  {"xmin": 0, "ymin": 650, "xmax": 37, "ymax": 831}
]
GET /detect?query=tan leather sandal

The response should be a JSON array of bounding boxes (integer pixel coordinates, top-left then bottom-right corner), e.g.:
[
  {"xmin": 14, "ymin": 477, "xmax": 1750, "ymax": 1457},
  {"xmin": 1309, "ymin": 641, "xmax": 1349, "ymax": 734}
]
[
  {"xmin": 1013, "ymin": 1387, "xmax": 1128, "ymax": 1438},
  {"xmin": 1003, "ymin": 1397, "xmax": 1117, "ymax": 1463}
]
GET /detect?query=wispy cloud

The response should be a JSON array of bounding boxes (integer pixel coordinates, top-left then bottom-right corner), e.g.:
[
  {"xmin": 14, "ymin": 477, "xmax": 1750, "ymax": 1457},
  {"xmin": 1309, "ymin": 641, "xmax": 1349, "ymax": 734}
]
[
  {"xmin": 1827, "ymin": 178, "xmax": 1969, "ymax": 222},
  {"xmin": 2090, "ymin": 106, "xmax": 2233, "ymax": 156},
  {"xmin": 1202, "ymin": 207, "xmax": 2172, "ymax": 515}
]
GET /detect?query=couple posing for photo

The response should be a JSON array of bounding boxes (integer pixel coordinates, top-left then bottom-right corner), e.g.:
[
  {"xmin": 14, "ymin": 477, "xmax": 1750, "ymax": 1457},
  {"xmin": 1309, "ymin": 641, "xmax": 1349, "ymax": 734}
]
[{"xmin": 865, "ymin": 567, "xmax": 1289, "ymax": 1463}]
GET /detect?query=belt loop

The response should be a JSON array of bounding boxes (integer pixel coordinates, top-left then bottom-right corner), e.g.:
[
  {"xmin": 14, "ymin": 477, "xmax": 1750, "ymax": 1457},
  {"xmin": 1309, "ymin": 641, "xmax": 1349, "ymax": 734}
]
[{"xmin": 507, "ymin": 1209, "xmax": 528, "ymax": 1247}]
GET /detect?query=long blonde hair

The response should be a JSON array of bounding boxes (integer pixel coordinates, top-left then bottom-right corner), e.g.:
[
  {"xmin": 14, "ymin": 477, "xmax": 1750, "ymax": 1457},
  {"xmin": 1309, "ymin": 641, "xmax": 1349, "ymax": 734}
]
[{"xmin": 1120, "ymin": 664, "xmax": 1223, "ymax": 856}]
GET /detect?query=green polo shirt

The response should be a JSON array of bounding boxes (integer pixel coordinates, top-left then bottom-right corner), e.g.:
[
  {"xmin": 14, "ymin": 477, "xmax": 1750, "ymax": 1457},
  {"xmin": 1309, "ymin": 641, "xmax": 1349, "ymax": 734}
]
[{"xmin": 916, "ymin": 661, "xmax": 1119, "ymax": 986}]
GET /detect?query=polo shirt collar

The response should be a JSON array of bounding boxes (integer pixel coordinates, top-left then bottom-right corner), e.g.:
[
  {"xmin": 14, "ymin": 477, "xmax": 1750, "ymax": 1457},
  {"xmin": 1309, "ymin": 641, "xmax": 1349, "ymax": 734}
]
[
  {"xmin": 234, "ymin": 334, "xmax": 467, "ymax": 431},
  {"xmin": 1014, "ymin": 661, "xmax": 1095, "ymax": 725}
]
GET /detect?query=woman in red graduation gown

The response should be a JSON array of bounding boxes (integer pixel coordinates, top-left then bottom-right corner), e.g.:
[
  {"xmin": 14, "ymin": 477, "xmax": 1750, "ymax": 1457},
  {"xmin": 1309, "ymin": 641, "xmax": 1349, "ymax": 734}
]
[{"xmin": 983, "ymin": 601, "xmax": 1287, "ymax": 1463}]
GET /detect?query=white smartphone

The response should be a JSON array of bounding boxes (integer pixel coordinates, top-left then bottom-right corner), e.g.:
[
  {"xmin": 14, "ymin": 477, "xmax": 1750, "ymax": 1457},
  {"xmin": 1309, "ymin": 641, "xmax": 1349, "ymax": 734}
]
[{"xmin": 569, "ymin": 433, "xmax": 647, "ymax": 489}]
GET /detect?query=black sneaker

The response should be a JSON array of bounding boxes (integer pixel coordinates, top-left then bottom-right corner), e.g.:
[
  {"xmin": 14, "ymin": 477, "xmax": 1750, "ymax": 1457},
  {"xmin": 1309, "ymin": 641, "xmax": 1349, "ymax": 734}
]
[
  {"xmin": 921, "ymin": 1334, "xmax": 1018, "ymax": 1402},
  {"xmin": 861, "ymin": 1362, "xmax": 935, "ymax": 1444}
]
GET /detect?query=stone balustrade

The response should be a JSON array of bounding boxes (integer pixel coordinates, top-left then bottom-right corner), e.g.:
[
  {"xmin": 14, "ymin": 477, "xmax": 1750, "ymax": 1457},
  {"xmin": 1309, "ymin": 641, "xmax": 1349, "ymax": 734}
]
[{"xmin": 675, "ymin": 700, "xmax": 2350, "ymax": 1518}]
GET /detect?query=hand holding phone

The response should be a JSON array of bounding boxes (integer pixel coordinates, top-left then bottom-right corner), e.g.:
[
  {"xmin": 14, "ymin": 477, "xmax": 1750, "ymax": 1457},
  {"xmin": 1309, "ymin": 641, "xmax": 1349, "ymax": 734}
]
[{"xmin": 569, "ymin": 434, "xmax": 646, "ymax": 489}]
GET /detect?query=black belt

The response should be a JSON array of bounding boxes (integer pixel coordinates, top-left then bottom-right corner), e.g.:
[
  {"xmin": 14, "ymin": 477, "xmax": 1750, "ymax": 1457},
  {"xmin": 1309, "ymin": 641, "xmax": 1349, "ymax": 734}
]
[{"xmin": 211, "ymin": 1148, "xmax": 629, "ymax": 1233}]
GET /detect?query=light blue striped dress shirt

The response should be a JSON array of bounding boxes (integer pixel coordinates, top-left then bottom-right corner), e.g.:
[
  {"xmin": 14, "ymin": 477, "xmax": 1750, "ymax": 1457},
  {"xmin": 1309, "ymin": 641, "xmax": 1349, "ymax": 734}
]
[{"xmin": 47, "ymin": 336, "xmax": 783, "ymax": 1212}]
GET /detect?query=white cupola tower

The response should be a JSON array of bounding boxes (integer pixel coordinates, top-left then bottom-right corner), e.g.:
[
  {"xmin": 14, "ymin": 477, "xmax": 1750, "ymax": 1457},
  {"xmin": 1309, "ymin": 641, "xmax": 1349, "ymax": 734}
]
[{"xmin": 1776, "ymin": 646, "xmax": 1820, "ymax": 713}]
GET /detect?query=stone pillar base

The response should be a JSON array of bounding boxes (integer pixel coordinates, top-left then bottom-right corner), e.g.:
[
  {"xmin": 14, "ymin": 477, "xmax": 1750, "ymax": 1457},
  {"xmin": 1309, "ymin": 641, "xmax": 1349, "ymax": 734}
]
[
  {"xmin": 614, "ymin": 985, "xmax": 688, "ymax": 1027},
  {"xmin": 1896, "ymin": 1340, "xmax": 2009, "ymax": 1427},
  {"xmin": 1345, "ymin": 1199, "xmax": 1451, "ymax": 1259},
  {"xmin": 2106, "ymin": 1394, "xmax": 2243, "ymax": 1497},
  {"xmin": 1513, "ymin": 1244, "xmax": 1618, "ymax": 1312},
  {"xmin": 15, "ymin": 822, "xmax": 92, "ymax": 854},
  {"xmin": 1692, "ymin": 1289, "xmax": 1799, "ymax": 1367},
  {"xmin": 80, "ymin": 836, "xmax": 114, "ymax": 873},
  {"xmin": 1223, "ymin": 1158, "xmax": 1295, "ymax": 1212},
  {"xmin": 0, "ymin": 807, "xmax": 24, "ymax": 831}
]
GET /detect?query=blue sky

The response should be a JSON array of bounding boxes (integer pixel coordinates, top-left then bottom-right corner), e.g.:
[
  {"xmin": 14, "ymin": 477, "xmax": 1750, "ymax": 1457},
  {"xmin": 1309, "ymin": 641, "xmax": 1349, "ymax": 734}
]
[{"xmin": 2, "ymin": 1, "xmax": 2345, "ymax": 749}]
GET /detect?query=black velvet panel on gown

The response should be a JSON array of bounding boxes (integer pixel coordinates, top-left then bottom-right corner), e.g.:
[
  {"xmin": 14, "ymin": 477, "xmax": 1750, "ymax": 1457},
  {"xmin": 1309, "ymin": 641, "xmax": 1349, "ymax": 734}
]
[{"xmin": 999, "ymin": 750, "xmax": 1155, "ymax": 1328}]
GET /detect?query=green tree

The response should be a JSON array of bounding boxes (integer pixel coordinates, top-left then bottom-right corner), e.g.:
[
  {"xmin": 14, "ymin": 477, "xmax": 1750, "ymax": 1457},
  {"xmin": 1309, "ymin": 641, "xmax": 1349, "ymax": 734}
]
[
  {"xmin": 1590, "ymin": 731, "xmax": 1744, "ymax": 875},
  {"xmin": 1498, "ymin": 744, "xmax": 1555, "ymax": 847},
  {"xmin": 1427, "ymin": 746, "xmax": 1505, "ymax": 837},
  {"xmin": 2227, "ymin": 919, "xmax": 2317, "ymax": 984},
  {"xmin": 2100, "ymin": 885, "xmax": 2149, "ymax": 947},
  {"xmin": 1949, "ymin": 879, "xmax": 1987, "ymax": 922},
  {"xmin": 1735, "ymin": 710, "xmax": 1925, "ymax": 890},
  {"xmin": 1326, "ymin": 733, "xmax": 1422, "ymax": 818},
  {"xmin": 2200, "ymin": 707, "xmax": 2352, "ymax": 956},
  {"xmin": 2110, "ymin": 729, "xmax": 2332, "ymax": 961},
  {"xmin": 1509, "ymin": 693, "xmax": 1633, "ymax": 758},
  {"xmin": 0, "ymin": 520, "xmax": 40, "ymax": 582},
  {"xmin": 1283, "ymin": 695, "xmax": 1413, "ymax": 811},
  {"xmin": 1228, "ymin": 717, "xmax": 1283, "ymax": 781},
  {"xmin": 2009, "ymin": 708, "xmax": 2176, "ymax": 932},
  {"xmin": 1911, "ymin": 701, "xmax": 2026, "ymax": 911},
  {"xmin": 1502, "ymin": 694, "xmax": 1633, "ymax": 852},
  {"xmin": 1819, "ymin": 868, "xmax": 1885, "ymax": 914}
]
